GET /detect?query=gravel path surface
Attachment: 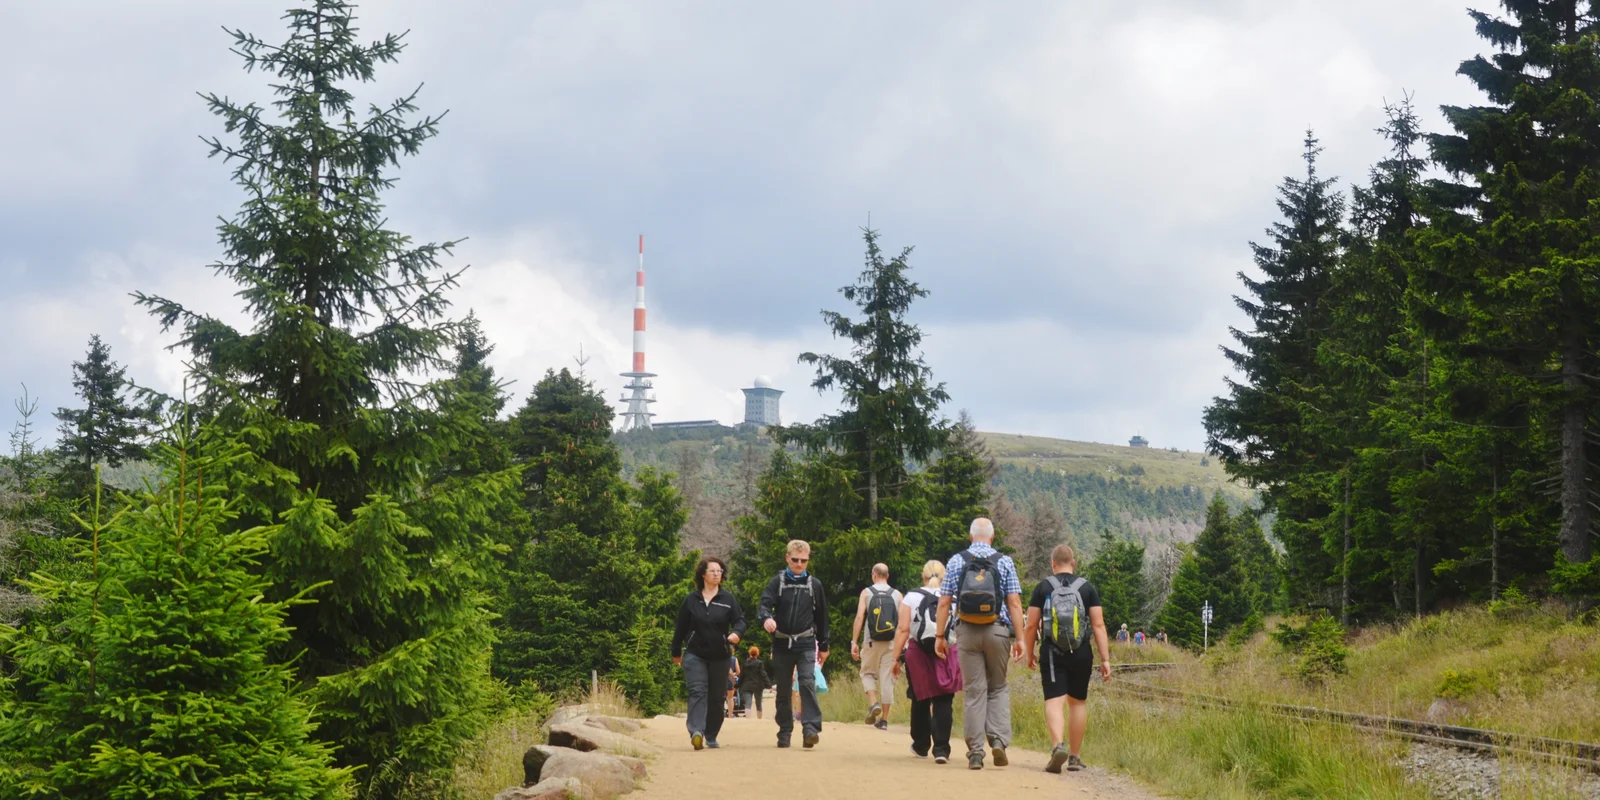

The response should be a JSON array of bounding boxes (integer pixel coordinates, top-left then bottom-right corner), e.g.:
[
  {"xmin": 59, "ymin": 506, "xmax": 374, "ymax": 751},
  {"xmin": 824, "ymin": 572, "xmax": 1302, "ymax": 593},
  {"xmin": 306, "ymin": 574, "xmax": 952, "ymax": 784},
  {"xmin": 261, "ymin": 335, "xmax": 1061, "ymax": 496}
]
[{"xmin": 630, "ymin": 714, "xmax": 1166, "ymax": 799}]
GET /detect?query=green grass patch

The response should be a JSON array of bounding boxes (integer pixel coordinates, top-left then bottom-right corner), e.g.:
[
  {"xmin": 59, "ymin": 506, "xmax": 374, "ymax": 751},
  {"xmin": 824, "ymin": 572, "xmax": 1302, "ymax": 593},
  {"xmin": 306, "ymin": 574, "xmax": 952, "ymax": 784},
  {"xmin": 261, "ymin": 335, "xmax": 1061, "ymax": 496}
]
[
  {"xmin": 819, "ymin": 646, "xmax": 1424, "ymax": 799},
  {"xmin": 1158, "ymin": 604, "xmax": 1600, "ymax": 742}
]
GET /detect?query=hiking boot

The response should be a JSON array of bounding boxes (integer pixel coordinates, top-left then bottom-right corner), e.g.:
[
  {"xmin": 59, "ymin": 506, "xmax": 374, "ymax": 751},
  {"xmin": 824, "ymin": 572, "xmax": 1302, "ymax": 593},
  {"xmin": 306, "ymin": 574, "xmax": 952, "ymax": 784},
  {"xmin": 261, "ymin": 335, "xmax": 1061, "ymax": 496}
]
[
  {"xmin": 802, "ymin": 730, "xmax": 820, "ymax": 749},
  {"xmin": 934, "ymin": 753, "xmax": 949, "ymax": 765},
  {"xmin": 1046, "ymin": 743, "xmax": 1069, "ymax": 774},
  {"xmin": 1067, "ymin": 754, "xmax": 1086, "ymax": 772},
  {"xmin": 967, "ymin": 751, "xmax": 984, "ymax": 770},
  {"xmin": 874, "ymin": 719, "xmax": 889, "ymax": 731},
  {"xmin": 776, "ymin": 736, "xmax": 791, "ymax": 748},
  {"xmin": 706, "ymin": 739, "xmax": 720, "ymax": 749},
  {"xmin": 690, "ymin": 731, "xmax": 704, "ymax": 751},
  {"xmin": 866, "ymin": 703, "xmax": 882, "ymax": 725},
  {"xmin": 911, "ymin": 744, "xmax": 928, "ymax": 758},
  {"xmin": 988, "ymin": 739, "xmax": 1009, "ymax": 767}
]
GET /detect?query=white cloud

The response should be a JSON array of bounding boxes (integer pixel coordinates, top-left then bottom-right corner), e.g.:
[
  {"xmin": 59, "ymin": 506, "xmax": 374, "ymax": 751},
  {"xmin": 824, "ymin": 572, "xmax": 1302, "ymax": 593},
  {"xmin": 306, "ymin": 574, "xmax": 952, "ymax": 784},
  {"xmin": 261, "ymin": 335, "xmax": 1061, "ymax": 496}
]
[{"xmin": 0, "ymin": 0, "xmax": 1495, "ymax": 448}]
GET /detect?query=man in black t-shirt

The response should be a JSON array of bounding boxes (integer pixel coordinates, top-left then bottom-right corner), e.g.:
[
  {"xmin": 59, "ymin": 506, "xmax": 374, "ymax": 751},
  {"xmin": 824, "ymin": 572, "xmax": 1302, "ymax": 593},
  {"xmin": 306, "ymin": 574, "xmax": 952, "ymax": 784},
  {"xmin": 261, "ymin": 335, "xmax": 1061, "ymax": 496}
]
[{"xmin": 1023, "ymin": 544, "xmax": 1111, "ymax": 774}]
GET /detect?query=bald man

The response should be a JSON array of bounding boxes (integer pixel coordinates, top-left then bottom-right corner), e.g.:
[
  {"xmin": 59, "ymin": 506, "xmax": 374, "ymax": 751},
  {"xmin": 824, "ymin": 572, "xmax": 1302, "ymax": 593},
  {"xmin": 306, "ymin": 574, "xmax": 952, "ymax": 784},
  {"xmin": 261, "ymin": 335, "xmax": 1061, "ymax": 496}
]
[{"xmin": 851, "ymin": 562, "xmax": 903, "ymax": 729}]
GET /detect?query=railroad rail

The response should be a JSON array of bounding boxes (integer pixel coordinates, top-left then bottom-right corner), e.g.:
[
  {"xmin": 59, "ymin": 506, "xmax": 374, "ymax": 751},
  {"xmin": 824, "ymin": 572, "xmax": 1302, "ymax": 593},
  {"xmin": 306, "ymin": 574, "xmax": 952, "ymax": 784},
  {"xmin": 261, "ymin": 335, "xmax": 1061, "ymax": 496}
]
[{"xmin": 1106, "ymin": 664, "xmax": 1600, "ymax": 772}]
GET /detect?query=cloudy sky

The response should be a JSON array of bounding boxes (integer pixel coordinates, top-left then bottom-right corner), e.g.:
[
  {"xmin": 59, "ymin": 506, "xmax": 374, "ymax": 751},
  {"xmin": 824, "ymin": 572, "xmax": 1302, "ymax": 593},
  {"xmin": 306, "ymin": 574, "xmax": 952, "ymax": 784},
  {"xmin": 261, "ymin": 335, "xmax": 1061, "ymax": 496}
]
[{"xmin": 1, "ymin": 1, "xmax": 1486, "ymax": 450}]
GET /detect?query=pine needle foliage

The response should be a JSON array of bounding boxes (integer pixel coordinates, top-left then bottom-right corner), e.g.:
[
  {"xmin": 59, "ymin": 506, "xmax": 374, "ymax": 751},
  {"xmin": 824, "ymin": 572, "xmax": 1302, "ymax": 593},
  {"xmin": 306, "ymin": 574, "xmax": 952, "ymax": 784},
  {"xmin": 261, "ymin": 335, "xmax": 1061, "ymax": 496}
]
[
  {"xmin": 0, "ymin": 441, "xmax": 350, "ymax": 798},
  {"xmin": 52, "ymin": 335, "xmax": 152, "ymax": 500},
  {"xmin": 130, "ymin": 4, "xmax": 499, "ymax": 795},
  {"xmin": 778, "ymin": 227, "xmax": 951, "ymax": 522},
  {"xmin": 494, "ymin": 369, "xmax": 693, "ymax": 715}
]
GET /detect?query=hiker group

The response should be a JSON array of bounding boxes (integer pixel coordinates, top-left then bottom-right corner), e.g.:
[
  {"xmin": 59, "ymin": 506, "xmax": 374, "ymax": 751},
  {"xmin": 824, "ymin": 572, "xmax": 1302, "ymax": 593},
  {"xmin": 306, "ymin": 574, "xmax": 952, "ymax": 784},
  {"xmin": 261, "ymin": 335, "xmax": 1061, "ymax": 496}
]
[{"xmin": 668, "ymin": 517, "xmax": 1114, "ymax": 775}]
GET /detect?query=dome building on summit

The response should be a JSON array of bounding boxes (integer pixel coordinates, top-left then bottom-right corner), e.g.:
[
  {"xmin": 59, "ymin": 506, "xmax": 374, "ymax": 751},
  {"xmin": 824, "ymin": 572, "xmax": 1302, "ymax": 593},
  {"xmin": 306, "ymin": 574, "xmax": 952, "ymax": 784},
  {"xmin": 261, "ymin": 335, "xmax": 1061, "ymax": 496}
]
[{"xmin": 742, "ymin": 377, "xmax": 782, "ymax": 427}]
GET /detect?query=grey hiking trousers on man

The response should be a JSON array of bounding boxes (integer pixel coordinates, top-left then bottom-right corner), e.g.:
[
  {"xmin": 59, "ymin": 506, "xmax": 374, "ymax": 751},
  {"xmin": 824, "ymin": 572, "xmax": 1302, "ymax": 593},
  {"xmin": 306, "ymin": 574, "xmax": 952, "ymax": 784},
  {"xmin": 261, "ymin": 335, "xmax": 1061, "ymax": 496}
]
[
  {"xmin": 957, "ymin": 621, "xmax": 1013, "ymax": 755},
  {"xmin": 771, "ymin": 640, "xmax": 821, "ymax": 741}
]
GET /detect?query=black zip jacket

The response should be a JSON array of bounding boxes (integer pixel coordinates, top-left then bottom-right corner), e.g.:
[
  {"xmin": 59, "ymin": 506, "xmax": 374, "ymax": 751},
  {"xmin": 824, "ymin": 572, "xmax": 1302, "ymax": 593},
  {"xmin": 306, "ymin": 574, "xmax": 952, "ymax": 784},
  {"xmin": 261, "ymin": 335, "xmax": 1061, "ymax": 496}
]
[
  {"xmin": 671, "ymin": 588, "xmax": 748, "ymax": 660},
  {"xmin": 757, "ymin": 571, "xmax": 830, "ymax": 651}
]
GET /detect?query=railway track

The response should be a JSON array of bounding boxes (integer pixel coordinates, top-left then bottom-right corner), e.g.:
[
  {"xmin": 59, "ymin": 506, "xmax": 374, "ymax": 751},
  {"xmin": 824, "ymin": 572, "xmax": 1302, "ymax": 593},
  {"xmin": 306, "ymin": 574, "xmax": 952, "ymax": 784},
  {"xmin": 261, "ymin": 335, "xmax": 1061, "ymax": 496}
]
[{"xmin": 1106, "ymin": 662, "xmax": 1600, "ymax": 772}]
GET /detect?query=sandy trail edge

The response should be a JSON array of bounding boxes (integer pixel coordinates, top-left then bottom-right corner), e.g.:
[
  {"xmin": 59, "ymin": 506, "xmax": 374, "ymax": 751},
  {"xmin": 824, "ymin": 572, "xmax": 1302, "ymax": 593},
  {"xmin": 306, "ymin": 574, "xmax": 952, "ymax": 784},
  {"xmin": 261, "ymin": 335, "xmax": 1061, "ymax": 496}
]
[{"xmin": 629, "ymin": 713, "xmax": 1166, "ymax": 799}]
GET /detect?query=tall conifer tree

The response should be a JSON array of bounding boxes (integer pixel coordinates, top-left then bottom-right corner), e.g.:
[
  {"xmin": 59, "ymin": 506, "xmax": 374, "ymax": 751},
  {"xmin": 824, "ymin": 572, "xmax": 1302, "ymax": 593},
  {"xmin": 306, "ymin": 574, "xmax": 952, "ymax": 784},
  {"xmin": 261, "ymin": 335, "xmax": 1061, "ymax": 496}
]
[
  {"xmin": 1424, "ymin": 0, "xmax": 1600, "ymax": 583},
  {"xmin": 780, "ymin": 227, "xmax": 951, "ymax": 522},
  {"xmin": 1205, "ymin": 134, "xmax": 1346, "ymax": 605},
  {"xmin": 494, "ymin": 368, "xmax": 692, "ymax": 714},
  {"xmin": 133, "ymin": 4, "xmax": 496, "ymax": 794}
]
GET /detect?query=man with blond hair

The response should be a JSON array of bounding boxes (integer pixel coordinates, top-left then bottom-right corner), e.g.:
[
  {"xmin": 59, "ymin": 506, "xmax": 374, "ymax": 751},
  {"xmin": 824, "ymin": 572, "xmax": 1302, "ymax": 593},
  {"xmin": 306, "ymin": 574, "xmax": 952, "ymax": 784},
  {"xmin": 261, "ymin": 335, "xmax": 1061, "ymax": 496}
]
[
  {"xmin": 935, "ymin": 517, "xmax": 1024, "ymax": 770},
  {"xmin": 851, "ymin": 562, "xmax": 903, "ymax": 730},
  {"xmin": 759, "ymin": 539, "xmax": 830, "ymax": 749}
]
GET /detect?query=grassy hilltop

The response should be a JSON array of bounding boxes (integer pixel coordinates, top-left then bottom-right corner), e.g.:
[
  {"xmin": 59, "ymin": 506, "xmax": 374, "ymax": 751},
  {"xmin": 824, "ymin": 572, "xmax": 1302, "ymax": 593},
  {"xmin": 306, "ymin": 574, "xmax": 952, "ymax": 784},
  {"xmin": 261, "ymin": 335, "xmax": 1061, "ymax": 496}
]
[{"xmin": 977, "ymin": 432, "xmax": 1248, "ymax": 500}]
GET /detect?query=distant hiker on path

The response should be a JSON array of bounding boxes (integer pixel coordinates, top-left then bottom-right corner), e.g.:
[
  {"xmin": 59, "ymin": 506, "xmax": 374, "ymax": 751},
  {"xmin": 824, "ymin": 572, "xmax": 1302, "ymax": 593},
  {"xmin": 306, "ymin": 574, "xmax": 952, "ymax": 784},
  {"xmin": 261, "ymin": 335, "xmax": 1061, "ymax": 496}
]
[
  {"xmin": 851, "ymin": 562, "xmax": 903, "ymax": 730},
  {"xmin": 740, "ymin": 646, "xmax": 769, "ymax": 720},
  {"xmin": 935, "ymin": 517, "xmax": 1025, "ymax": 770},
  {"xmin": 1116, "ymin": 624, "xmax": 1129, "ymax": 643},
  {"xmin": 759, "ymin": 539, "xmax": 830, "ymax": 749},
  {"xmin": 890, "ymin": 559, "xmax": 962, "ymax": 763},
  {"xmin": 1024, "ymin": 544, "xmax": 1111, "ymax": 774},
  {"xmin": 672, "ymin": 556, "xmax": 748, "ymax": 751}
]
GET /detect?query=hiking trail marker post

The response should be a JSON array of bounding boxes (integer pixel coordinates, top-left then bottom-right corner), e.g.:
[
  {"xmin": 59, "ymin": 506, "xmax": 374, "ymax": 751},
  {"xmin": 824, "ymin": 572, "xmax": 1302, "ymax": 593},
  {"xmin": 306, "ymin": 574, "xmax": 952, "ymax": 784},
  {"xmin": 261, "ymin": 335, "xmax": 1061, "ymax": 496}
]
[{"xmin": 1201, "ymin": 600, "xmax": 1213, "ymax": 652}]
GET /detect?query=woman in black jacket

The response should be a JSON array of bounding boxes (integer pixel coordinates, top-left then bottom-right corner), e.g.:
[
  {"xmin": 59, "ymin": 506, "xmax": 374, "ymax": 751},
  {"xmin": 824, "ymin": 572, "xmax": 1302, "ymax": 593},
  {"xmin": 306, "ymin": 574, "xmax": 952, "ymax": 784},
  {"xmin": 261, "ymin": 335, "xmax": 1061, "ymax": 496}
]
[{"xmin": 671, "ymin": 556, "xmax": 748, "ymax": 750}]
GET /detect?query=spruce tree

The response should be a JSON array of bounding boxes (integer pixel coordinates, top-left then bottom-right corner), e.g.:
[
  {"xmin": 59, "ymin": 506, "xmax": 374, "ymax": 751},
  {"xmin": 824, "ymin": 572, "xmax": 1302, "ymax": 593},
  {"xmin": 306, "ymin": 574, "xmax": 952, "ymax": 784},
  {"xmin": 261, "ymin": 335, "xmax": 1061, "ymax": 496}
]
[
  {"xmin": 1423, "ymin": 0, "xmax": 1600, "ymax": 589},
  {"xmin": 1204, "ymin": 133, "xmax": 1346, "ymax": 605},
  {"xmin": 132, "ymin": 4, "xmax": 495, "ymax": 794},
  {"xmin": 779, "ymin": 227, "xmax": 951, "ymax": 522},
  {"xmin": 1082, "ymin": 529, "xmax": 1150, "ymax": 630},
  {"xmin": 0, "ymin": 440, "xmax": 349, "ymax": 798},
  {"xmin": 1153, "ymin": 552, "xmax": 1207, "ymax": 648},
  {"xmin": 53, "ymin": 335, "xmax": 150, "ymax": 497},
  {"xmin": 734, "ymin": 227, "xmax": 981, "ymax": 641},
  {"xmin": 1153, "ymin": 494, "xmax": 1259, "ymax": 646},
  {"xmin": 495, "ymin": 369, "xmax": 692, "ymax": 714}
]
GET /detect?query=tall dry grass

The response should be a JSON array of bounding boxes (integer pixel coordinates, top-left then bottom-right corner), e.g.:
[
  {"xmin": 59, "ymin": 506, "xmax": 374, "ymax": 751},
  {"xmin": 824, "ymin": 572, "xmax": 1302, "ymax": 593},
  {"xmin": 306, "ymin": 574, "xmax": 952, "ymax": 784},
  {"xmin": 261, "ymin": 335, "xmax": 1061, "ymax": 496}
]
[{"xmin": 1156, "ymin": 605, "xmax": 1600, "ymax": 742}]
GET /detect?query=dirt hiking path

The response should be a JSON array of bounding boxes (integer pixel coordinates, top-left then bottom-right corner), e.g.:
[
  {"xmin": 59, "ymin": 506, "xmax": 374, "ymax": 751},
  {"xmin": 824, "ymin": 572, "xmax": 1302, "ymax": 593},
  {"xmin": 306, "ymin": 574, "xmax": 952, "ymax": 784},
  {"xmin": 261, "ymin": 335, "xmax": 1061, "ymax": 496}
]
[{"xmin": 631, "ymin": 714, "xmax": 1165, "ymax": 799}]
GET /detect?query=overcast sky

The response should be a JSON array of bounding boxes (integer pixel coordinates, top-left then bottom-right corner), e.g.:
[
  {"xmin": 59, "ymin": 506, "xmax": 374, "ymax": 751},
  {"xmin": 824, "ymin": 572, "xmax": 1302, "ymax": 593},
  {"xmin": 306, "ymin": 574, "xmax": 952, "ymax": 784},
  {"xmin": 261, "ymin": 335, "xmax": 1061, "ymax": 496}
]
[{"xmin": 1, "ymin": 1, "xmax": 1486, "ymax": 450}]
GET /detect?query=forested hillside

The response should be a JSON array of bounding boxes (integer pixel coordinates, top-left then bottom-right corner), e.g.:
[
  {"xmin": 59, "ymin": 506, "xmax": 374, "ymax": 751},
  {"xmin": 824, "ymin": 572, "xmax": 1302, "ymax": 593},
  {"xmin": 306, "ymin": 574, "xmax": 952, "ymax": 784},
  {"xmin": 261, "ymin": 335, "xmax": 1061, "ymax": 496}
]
[{"xmin": 618, "ymin": 426, "xmax": 1253, "ymax": 568}]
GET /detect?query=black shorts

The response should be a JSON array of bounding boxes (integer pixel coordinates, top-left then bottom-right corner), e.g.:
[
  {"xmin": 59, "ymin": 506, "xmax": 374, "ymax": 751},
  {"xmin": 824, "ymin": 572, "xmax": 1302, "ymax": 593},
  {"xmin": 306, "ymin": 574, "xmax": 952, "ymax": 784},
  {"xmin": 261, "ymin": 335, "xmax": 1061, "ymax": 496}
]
[{"xmin": 1040, "ymin": 645, "xmax": 1093, "ymax": 701}]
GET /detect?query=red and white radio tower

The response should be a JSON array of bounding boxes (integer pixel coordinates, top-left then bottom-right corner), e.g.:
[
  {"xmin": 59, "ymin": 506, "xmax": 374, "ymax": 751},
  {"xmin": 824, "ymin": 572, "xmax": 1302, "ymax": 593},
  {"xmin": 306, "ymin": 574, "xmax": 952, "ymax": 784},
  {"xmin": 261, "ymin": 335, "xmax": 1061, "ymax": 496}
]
[{"xmin": 619, "ymin": 234, "xmax": 655, "ymax": 431}]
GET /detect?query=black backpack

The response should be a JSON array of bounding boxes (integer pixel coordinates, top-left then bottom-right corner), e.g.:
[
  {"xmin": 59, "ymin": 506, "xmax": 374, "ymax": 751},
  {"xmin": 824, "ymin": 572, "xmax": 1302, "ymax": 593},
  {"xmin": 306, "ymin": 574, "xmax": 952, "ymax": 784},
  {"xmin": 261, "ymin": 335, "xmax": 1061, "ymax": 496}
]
[
  {"xmin": 866, "ymin": 586, "xmax": 899, "ymax": 641},
  {"xmin": 956, "ymin": 549, "xmax": 1002, "ymax": 625},
  {"xmin": 908, "ymin": 588, "xmax": 941, "ymax": 653}
]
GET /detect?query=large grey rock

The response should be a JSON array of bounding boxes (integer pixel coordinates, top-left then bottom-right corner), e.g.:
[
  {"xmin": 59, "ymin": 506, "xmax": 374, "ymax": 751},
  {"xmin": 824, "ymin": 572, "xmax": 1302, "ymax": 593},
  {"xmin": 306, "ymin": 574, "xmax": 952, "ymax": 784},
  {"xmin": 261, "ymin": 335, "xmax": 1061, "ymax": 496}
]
[
  {"xmin": 542, "ymin": 748, "xmax": 638, "ymax": 799},
  {"xmin": 548, "ymin": 721, "xmax": 660, "ymax": 757},
  {"xmin": 584, "ymin": 714, "xmax": 642, "ymax": 734},
  {"xmin": 546, "ymin": 705, "xmax": 598, "ymax": 729},
  {"xmin": 495, "ymin": 776, "xmax": 590, "ymax": 800},
  {"xmin": 524, "ymin": 745, "xmax": 648, "ymax": 792}
]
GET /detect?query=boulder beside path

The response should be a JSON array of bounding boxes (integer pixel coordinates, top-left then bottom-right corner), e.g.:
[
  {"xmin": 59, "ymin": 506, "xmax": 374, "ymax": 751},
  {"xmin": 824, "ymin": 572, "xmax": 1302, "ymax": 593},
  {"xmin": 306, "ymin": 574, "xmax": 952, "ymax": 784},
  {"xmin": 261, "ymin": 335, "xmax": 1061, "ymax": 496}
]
[
  {"xmin": 548, "ymin": 720, "xmax": 661, "ymax": 757},
  {"xmin": 494, "ymin": 776, "xmax": 590, "ymax": 800},
  {"xmin": 502, "ymin": 705, "xmax": 655, "ymax": 800}
]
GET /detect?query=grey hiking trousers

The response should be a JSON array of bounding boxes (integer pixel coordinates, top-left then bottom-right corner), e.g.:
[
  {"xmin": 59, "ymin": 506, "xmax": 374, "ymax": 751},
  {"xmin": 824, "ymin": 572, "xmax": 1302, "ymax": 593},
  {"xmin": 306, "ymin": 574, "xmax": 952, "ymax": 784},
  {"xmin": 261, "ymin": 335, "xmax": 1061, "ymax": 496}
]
[
  {"xmin": 771, "ymin": 639, "xmax": 821, "ymax": 740},
  {"xmin": 957, "ymin": 621, "xmax": 1014, "ymax": 754}
]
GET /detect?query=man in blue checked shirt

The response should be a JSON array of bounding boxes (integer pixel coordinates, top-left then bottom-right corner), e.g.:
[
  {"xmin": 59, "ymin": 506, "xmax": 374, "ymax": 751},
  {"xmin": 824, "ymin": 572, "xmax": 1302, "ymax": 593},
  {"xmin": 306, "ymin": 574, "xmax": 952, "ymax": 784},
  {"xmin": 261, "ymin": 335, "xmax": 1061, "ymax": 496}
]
[{"xmin": 934, "ymin": 517, "xmax": 1025, "ymax": 770}]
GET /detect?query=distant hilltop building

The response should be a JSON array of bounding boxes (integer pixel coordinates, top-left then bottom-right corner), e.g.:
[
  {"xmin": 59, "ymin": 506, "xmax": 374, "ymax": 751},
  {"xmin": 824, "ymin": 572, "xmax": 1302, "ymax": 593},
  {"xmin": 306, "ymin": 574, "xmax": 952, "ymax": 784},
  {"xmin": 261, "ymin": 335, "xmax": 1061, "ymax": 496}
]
[
  {"xmin": 1129, "ymin": 435, "xmax": 1149, "ymax": 448},
  {"xmin": 742, "ymin": 377, "xmax": 782, "ymax": 426}
]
